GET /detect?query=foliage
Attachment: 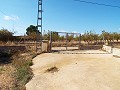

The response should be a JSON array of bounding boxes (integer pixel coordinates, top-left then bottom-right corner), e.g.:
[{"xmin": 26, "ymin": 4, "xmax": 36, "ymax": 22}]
[
  {"xmin": 113, "ymin": 32, "xmax": 120, "ymax": 42},
  {"xmin": 16, "ymin": 60, "xmax": 33, "ymax": 85},
  {"xmin": 43, "ymin": 33, "xmax": 50, "ymax": 40},
  {"xmin": 74, "ymin": 35, "xmax": 80, "ymax": 41},
  {"xmin": 82, "ymin": 31, "xmax": 99, "ymax": 44},
  {"xmin": 52, "ymin": 32, "xmax": 59, "ymax": 41},
  {"xmin": 41, "ymin": 30, "xmax": 120, "ymax": 44},
  {"xmin": 0, "ymin": 28, "xmax": 13, "ymax": 42},
  {"xmin": 26, "ymin": 25, "xmax": 41, "ymax": 36},
  {"xmin": 59, "ymin": 36, "xmax": 65, "ymax": 41},
  {"xmin": 100, "ymin": 31, "xmax": 120, "ymax": 43},
  {"xmin": 67, "ymin": 34, "xmax": 74, "ymax": 42},
  {"xmin": 101, "ymin": 30, "xmax": 111, "ymax": 41},
  {"xmin": 11, "ymin": 51, "xmax": 36, "ymax": 89},
  {"xmin": 43, "ymin": 31, "xmax": 65, "ymax": 41}
]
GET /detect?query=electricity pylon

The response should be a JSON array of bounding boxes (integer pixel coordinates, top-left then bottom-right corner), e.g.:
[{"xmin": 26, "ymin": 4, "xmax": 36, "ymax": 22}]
[{"xmin": 36, "ymin": 0, "xmax": 42, "ymax": 52}]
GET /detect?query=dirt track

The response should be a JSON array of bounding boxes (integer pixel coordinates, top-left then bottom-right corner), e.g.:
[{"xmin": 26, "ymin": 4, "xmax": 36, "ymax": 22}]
[{"xmin": 26, "ymin": 50, "xmax": 120, "ymax": 90}]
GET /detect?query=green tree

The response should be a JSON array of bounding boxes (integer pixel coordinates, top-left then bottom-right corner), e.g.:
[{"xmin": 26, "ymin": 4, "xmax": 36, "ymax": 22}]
[
  {"xmin": 43, "ymin": 33, "xmax": 50, "ymax": 40},
  {"xmin": 52, "ymin": 32, "xmax": 59, "ymax": 41},
  {"xmin": 59, "ymin": 36, "xmax": 65, "ymax": 41},
  {"xmin": 81, "ymin": 31, "xmax": 100, "ymax": 45},
  {"xmin": 113, "ymin": 32, "xmax": 120, "ymax": 42},
  {"xmin": 93, "ymin": 33, "xmax": 99, "ymax": 42},
  {"xmin": 74, "ymin": 35, "xmax": 80, "ymax": 41},
  {"xmin": 26, "ymin": 25, "xmax": 40, "ymax": 36},
  {"xmin": 101, "ymin": 30, "xmax": 111, "ymax": 42},
  {"xmin": 67, "ymin": 34, "xmax": 73, "ymax": 42}
]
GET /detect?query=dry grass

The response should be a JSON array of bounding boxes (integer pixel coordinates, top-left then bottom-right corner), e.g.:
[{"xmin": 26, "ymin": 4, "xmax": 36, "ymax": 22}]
[
  {"xmin": 0, "ymin": 65, "xmax": 17, "ymax": 90},
  {"xmin": 0, "ymin": 50, "xmax": 37, "ymax": 90}
]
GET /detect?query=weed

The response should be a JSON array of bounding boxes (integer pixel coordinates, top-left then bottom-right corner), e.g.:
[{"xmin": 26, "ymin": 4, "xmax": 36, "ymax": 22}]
[{"xmin": 17, "ymin": 66, "xmax": 32, "ymax": 85}]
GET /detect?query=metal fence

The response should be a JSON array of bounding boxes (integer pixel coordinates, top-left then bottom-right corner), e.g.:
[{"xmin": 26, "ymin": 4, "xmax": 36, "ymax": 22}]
[{"xmin": 49, "ymin": 31, "xmax": 81, "ymax": 52}]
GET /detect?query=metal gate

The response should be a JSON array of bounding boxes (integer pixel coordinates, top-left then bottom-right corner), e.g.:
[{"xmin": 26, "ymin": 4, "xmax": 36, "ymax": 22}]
[
  {"xmin": 48, "ymin": 31, "xmax": 107, "ymax": 54},
  {"xmin": 49, "ymin": 31, "xmax": 81, "ymax": 52}
]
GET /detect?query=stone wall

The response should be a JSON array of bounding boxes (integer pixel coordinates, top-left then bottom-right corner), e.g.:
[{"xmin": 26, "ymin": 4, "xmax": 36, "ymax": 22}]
[{"xmin": 0, "ymin": 46, "xmax": 26, "ymax": 53}]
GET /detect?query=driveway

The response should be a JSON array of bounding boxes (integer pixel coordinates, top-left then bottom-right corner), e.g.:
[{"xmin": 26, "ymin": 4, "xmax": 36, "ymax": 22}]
[{"xmin": 26, "ymin": 50, "xmax": 120, "ymax": 90}]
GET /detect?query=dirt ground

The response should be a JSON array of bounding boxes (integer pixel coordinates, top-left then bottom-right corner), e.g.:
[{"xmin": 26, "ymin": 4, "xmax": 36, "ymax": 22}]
[{"xmin": 26, "ymin": 50, "xmax": 120, "ymax": 90}]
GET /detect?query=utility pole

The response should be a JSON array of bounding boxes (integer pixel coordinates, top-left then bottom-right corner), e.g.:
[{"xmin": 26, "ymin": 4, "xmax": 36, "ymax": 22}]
[{"xmin": 36, "ymin": 0, "xmax": 43, "ymax": 52}]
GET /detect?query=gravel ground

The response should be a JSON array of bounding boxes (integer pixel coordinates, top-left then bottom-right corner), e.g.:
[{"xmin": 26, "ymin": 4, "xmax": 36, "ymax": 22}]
[{"xmin": 26, "ymin": 50, "xmax": 120, "ymax": 90}]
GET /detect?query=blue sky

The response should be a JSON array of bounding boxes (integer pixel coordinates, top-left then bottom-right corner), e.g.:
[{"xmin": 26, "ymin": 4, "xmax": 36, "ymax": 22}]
[{"xmin": 0, "ymin": 0, "xmax": 120, "ymax": 35}]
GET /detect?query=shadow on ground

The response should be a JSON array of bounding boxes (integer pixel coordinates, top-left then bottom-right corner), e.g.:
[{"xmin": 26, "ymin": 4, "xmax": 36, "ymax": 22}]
[{"xmin": 0, "ymin": 52, "xmax": 12, "ymax": 64}]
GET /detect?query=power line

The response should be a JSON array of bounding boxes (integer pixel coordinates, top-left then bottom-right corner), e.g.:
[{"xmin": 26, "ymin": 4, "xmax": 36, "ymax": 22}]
[
  {"xmin": 74, "ymin": 0, "xmax": 120, "ymax": 8},
  {"xmin": 0, "ymin": 10, "xmax": 7, "ymax": 16},
  {"xmin": 0, "ymin": 9, "xmax": 16, "ymax": 23}
]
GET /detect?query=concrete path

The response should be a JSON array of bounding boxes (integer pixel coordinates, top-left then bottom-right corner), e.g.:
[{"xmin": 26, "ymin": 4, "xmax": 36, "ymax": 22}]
[{"xmin": 26, "ymin": 50, "xmax": 120, "ymax": 90}]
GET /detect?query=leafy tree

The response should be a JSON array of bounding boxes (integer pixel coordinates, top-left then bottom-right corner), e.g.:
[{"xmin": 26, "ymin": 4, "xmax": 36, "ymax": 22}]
[
  {"xmin": 74, "ymin": 35, "xmax": 80, "ymax": 41},
  {"xmin": 101, "ymin": 30, "xmax": 111, "ymax": 42},
  {"xmin": 81, "ymin": 31, "xmax": 100, "ymax": 44},
  {"xmin": 82, "ymin": 31, "xmax": 92, "ymax": 43},
  {"xmin": 43, "ymin": 33, "xmax": 50, "ymax": 40},
  {"xmin": 93, "ymin": 33, "xmax": 99, "ymax": 42},
  {"xmin": 26, "ymin": 25, "xmax": 40, "ymax": 36},
  {"xmin": 59, "ymin": 36, "xmax": 65, "ymax": 41},
  {"xmin": 52, "ymin": 32, "xmax": 59, "ymax": 41},
  {"xmin": 67, "ymin": 34, "xmax": 74, "ymax": 42},
  {"xmin": 108, "ymin": 32, "xmax": 114, "ymax": 42},
  {"xmin": 113, "ymin": 32, "xmax": 120, "ymax": 42}
]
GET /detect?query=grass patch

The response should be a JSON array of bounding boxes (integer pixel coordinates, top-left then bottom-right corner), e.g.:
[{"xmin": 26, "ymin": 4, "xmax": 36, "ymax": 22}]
[
  {"xmin": 11, "ymin": 51, "xmax": 36, "ymax": 89},
  {"xmin": 17, "ymin": 66, "xmax": 32, "ymax": 85}
]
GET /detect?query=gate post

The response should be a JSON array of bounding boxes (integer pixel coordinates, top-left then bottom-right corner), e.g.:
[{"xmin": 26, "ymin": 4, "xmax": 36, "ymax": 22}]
[
  {"xmin": 66, "ymin": 33, "xmax": 68, "ymax": 50},
  {"xmin": 79, "ymin": 34, "xmax": 81, "ymax": 50},
  {"xmin": 49, "ymin": 31, "xmax": 52, "ymax": 52}
]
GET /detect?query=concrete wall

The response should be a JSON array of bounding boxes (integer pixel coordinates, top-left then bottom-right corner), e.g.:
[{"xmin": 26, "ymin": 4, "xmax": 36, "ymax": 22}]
[
  {"xmin": 42, "ymin": 40, "xmax": 49, "ymax": 53},
  {"xmin": 102, "ymin": 45, "xmax": 112, "ymax": 53},
  {"xmin": 112, "ymin": 48, "xmax": 120, "ymax": 56},
  {"xmin": 0, "ymin": 46, "xmax": 26, "ymax": 53},
  {"xmin": 102, "ymin": 45, "xmax": 120, "ymax": 56}
]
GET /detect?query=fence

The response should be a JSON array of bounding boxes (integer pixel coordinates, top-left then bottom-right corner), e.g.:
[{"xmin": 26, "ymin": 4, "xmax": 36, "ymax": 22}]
[{"xmin": 49, "ymin": 31, "xmax": 81, "ymax": 52}]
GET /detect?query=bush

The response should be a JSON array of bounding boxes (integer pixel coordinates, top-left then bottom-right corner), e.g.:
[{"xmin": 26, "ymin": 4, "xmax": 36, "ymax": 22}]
[{"xmin": 0, "ymin": 29, "xmax": 13, "ymax": 42}]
